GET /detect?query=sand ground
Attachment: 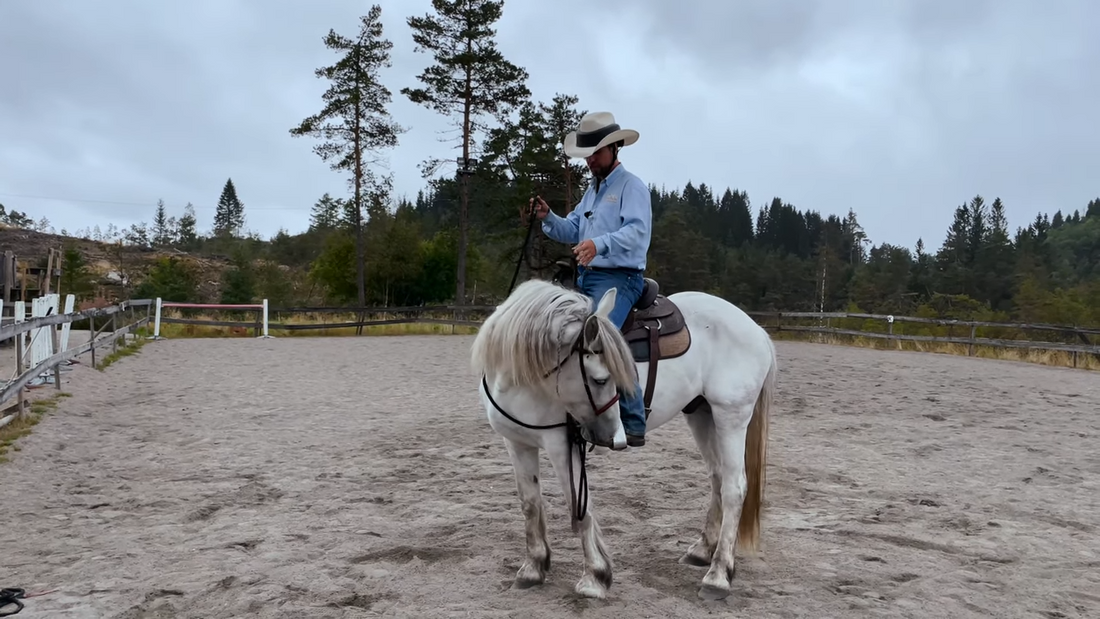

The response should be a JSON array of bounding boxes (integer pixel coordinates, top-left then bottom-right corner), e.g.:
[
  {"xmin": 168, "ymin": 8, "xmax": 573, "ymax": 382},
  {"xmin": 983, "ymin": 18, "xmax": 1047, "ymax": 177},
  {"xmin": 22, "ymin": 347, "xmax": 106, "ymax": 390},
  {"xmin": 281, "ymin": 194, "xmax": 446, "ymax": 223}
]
[{"xmin": 0, "ymin": 336, "xmax": 1098, "ymax": 618}]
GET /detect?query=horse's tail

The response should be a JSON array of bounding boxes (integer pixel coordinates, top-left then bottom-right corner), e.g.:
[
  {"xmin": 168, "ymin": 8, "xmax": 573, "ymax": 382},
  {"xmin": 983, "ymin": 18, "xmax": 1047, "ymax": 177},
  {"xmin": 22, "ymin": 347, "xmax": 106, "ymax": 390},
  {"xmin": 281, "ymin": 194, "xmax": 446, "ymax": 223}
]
[{"xmin": 737, "ymin": 338, "xmax": 775, "ymax": 554}]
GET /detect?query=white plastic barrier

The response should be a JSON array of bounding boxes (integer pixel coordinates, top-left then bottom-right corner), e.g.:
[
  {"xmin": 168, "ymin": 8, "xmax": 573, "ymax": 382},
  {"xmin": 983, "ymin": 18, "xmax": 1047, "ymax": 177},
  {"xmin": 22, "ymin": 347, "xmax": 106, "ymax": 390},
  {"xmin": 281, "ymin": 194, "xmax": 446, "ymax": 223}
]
[{"xmin": 30, "ymin": 293, "xmax": 59, "ymax": 368}]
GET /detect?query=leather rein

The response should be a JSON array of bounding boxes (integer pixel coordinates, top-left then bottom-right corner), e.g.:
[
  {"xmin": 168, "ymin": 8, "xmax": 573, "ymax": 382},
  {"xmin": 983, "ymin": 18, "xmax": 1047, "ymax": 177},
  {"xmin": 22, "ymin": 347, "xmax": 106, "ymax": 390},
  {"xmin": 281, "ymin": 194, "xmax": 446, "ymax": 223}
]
[{"xmin": 481, "ymin": 326, "xmax": 619, "ymax": 523}]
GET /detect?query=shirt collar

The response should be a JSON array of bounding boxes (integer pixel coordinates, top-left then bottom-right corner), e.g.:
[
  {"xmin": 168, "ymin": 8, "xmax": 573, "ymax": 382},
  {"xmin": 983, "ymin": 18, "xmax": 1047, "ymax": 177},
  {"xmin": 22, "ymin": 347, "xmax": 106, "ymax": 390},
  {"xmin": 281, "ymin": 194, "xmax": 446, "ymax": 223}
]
[{"xmin": 595, "ymin": 163, "xmax": 625, "ymax": 191}]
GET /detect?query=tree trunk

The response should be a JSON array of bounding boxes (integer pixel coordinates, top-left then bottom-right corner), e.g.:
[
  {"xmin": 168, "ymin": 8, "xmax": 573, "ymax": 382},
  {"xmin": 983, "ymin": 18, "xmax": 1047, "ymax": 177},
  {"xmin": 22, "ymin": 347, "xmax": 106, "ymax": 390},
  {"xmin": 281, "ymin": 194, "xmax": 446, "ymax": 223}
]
[
  {"xmin": 354, "ymin": 108, "xmax": 366, "ymax": 308},
  {"xmin": 457, "ymin": 57, "xmax": 473, "ymax": 306}
]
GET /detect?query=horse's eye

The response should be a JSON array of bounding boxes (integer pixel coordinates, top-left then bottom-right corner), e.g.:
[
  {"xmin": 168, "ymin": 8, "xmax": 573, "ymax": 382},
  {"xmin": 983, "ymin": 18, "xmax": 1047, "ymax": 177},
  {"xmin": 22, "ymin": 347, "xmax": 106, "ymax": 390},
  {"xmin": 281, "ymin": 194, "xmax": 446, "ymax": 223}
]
[{"xmin": 593, "ymin": 378, "xmax": 608, "ymax": 386}]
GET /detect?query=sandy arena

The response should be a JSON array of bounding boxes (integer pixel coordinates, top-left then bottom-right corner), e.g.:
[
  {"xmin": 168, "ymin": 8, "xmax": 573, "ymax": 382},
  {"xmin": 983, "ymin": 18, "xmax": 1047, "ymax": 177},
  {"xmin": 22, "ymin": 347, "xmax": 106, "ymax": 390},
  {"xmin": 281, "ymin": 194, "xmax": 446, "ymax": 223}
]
[{"xmin": 1, "ymin": 336, "xmax": 1098, "ymax": 618}]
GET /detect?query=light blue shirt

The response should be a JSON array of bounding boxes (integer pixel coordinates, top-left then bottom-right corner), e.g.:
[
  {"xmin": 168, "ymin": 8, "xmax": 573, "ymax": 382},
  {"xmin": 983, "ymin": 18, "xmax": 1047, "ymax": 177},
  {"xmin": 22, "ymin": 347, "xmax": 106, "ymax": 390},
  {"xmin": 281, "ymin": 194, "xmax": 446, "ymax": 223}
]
[{"xmin": 540, "ymin": 164, "xmax": 652, "ymax": 270}]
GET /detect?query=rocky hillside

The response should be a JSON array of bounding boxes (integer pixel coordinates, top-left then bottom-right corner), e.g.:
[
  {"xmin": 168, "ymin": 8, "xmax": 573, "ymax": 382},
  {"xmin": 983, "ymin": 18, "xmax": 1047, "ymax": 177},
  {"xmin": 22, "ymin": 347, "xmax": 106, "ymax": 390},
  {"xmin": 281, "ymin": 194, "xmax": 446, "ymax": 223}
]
[{"xmin": 0, "ymin": 226, "xmax": 236, "ymax": 303}]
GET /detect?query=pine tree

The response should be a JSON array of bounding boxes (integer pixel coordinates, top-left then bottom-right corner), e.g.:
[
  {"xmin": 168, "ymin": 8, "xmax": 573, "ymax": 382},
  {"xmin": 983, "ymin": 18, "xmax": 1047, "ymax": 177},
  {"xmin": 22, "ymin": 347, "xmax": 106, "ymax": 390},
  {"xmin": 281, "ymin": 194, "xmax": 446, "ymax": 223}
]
[
  {"xmin": 177, "ymin": 203, "xmax": 198, "ymax": 250},
  {"xmin": 402, "ymin": 0, "xmax": 531, "ymax": 304},
  {"xmin": 1086, "ymin": 198, "xmax": 1100, "ymax": 219},
  {"xmin": 309, "ymin": 193, "xmax": 344, "ymax": 232},
  {"xmin": 290, "ymin": 5, "xmax": 406, "ymax": 306},
  {"xmin": 152, "ymin": 199, "xmax": 172, "ymax": 247},
  {"xmin": 214, "ymin": 178, "xmax": 245, "ymax": 237}
]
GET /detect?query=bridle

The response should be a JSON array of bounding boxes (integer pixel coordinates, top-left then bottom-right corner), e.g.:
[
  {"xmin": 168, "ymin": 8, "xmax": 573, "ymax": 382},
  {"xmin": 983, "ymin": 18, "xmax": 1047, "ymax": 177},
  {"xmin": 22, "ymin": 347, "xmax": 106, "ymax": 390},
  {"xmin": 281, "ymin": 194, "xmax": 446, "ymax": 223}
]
[
  {"xmin": 481, "ymin": 324, "xmax": 619, "ymax": 425},
  {"xmin": 480, "ymin": 323, "xmax": 619, "ymax": 524}
]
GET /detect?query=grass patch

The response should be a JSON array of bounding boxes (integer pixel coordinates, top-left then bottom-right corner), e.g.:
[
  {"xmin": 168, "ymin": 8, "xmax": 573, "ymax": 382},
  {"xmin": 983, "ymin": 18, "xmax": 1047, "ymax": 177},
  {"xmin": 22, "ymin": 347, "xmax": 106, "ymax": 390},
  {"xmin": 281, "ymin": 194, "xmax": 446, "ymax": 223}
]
[
  {"xmin": 0, "ymin": 392, "xmax": 70, "ymax": 464},
  {"xmin": 772, "ymin": 331, "xmax": 1100, "ymax": 371},
  {"xmin": 97, "ymin": 333, "xmax": 148, "ymax": 371}
]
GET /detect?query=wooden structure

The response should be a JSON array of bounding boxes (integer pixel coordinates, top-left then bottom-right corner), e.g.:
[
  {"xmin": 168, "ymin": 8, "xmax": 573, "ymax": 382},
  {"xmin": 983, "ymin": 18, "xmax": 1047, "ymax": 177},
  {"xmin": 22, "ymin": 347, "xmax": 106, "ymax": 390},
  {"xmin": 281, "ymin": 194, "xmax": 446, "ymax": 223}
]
[{"xmin": 0, "ymin": 247, "xmax": 63, "ymax": 307}]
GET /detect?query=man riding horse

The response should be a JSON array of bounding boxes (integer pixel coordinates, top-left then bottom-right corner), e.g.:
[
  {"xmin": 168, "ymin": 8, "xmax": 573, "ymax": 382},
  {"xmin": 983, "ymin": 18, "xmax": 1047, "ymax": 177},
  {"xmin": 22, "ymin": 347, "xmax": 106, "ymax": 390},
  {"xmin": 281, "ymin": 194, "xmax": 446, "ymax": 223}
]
[{"xmin": 528, "ymin": 111, "xmax": 652, "ymax": 448}]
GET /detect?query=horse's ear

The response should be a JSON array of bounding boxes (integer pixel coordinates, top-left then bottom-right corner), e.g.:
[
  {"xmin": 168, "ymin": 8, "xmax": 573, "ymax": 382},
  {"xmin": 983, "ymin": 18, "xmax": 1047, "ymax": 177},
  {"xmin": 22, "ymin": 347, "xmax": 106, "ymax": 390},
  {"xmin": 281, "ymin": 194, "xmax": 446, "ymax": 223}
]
[
  {"xmin": 583, "ymin": 314, "xmax": 600, "ymax": 348},
  {"xmin": 595, "ymin": 287, "xmax": 617, "ymax": 318}
]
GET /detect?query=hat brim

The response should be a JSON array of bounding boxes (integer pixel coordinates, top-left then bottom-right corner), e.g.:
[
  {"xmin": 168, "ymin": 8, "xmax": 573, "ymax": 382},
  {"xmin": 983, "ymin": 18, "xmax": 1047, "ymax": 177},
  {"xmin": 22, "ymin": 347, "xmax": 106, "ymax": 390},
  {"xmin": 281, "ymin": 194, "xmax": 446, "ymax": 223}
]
[{"xmin": 563, "ymin": 129, "xmax": 639, "ymax": 159}]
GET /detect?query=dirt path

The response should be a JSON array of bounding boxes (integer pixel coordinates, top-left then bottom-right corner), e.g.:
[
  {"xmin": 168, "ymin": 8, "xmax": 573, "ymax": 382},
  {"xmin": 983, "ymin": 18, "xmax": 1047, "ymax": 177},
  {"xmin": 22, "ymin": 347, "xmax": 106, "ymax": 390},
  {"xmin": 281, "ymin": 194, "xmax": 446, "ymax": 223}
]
[{"xmin": 1, "ymin": 337, "xmax": 1097, "ymax": 618}]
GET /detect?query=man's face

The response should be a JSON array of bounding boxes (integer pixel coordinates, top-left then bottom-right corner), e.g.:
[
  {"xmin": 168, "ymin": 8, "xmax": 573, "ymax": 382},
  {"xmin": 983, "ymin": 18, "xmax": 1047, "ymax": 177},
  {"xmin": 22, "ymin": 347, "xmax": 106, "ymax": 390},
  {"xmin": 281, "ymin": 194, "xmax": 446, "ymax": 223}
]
[{"xmin": 585, "ymin": 145, "xmax": 615, "ymax": 177}]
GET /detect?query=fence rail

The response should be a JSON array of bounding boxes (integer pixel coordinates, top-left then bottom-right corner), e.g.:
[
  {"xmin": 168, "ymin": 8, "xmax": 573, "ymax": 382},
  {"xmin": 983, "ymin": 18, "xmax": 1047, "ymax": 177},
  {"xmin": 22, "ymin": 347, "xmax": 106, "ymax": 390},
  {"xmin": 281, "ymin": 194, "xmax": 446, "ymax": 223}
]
[
  {"xmin": 150, "ymin": 302, "xmax": 1100, "ymax": 362},
  {"xmin": 0, "ymin": 296, "xmax": 153, "ymax": 429},
  {"xmin": 745, "ymin": 310, "xmax": 1100, "ymax": 366},
  {"xmin": 154, "ymin": 302, "xmax": 495, "ymax": 334}
]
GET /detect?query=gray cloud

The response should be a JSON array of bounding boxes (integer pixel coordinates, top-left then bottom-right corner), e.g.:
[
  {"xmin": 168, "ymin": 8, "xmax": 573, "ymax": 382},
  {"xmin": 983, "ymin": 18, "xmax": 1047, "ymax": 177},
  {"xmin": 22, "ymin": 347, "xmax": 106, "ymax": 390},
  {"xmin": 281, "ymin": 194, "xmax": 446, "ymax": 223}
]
[{"xmin": 1, "ymin": 0, "xmax": 1097, "ymax": 252}]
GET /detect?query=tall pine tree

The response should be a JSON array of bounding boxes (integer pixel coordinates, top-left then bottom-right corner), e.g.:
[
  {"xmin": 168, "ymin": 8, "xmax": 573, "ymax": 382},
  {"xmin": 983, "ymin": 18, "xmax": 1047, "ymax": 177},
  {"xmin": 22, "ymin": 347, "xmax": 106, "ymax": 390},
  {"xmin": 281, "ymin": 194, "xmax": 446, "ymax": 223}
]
[
  {"xmin": 152, "ymin": 199, "xmax": 171, "ymax": 247},
  {"xmin": 290, "ymin": 4, "xmax": 406, "ymax": 306},
  {"xmin": 213, "ymin": 178, "xmax": 245, "ymax": 237},
  {"xmin": 402, "ymin": 0, "xmax": 530, "ymax": 304}
]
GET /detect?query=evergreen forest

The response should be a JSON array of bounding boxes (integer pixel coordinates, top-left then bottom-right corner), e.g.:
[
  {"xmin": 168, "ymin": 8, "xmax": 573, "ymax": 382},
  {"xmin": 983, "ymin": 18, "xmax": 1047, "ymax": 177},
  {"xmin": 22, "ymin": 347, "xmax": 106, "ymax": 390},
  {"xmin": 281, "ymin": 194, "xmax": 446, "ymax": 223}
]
[{"xmin": 11, "ymin": 1, "xmax": 1100, "ymax": 329}]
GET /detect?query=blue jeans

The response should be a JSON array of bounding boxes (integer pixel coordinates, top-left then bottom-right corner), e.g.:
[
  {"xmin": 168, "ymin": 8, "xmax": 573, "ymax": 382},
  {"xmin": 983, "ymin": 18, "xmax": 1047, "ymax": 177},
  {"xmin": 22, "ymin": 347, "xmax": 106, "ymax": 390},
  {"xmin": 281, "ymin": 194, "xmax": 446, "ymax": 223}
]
[{"xmin": 577, "ymin": 267, "xmax": 646, "ymax": 436}]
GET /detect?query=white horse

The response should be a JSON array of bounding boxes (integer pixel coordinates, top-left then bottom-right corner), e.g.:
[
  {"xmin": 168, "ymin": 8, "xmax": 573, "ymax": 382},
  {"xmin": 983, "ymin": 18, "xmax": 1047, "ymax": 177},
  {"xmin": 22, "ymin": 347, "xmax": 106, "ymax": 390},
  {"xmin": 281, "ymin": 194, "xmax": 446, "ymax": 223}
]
[{"xmin": 470, "ymin": 278, "xmax": 777, "ymax": 600}]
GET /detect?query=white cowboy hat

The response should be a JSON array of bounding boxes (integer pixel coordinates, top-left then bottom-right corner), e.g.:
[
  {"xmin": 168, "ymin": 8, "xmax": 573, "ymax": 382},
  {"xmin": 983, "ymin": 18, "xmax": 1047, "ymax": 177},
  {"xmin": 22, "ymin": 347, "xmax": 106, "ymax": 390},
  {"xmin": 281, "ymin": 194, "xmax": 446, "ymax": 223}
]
[{"xmin": 562, "ymin": 111, "xmax": 639, "ymax": 159}]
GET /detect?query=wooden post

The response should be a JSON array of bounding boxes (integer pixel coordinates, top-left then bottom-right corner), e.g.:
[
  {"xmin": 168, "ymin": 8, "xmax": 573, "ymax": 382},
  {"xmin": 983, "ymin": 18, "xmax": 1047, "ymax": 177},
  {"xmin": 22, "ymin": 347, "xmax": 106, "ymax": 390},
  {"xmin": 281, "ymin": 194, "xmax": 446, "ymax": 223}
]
[
  {"xmin": 111, "ymin": 313, "xmax": 118, "ymax": 355},
  {"xmin": 2, "ymin": 250, "xmax": 12, "ymax": 305},
  {"xmin": 968, "ymin": 324, "xmax": 977, "ymax": 356},
  {"xmin": 90, "ymin": 315, "xmax": 96, "ymax": 369}
]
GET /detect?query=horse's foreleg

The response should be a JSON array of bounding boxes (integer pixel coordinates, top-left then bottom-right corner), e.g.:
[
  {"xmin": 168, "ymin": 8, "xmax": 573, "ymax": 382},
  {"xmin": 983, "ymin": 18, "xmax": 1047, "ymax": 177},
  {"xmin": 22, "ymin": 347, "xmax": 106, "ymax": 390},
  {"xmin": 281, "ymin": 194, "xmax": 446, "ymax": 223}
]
[
  {"xmin": 503, "ymin": 437, "xmax": 551, "ymax": 588},
  {"xmin": 681, "ymin": 405, "xmax": 722, "ymax": 567},
  {"xmin": 547, "ymin": 437, "xmax": 613, "ymax": 599},
  {"xmin": 697, "ymin": 401, "xmax": 755, "ymax": 600}
]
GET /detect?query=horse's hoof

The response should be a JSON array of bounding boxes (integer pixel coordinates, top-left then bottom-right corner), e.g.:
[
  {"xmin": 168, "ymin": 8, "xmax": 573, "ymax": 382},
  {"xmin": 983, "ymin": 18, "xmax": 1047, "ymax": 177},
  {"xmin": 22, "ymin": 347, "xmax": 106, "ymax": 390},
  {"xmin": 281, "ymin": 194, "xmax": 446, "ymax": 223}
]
[
  {"xmin": 697, "ymin": 583, "xmax": 730, "ymax": 600},
  {"xmin": 679, "ymin": 550, "xmax": 712, "ymax": 567},
  {"xmin": 698, "ymin": 567, "xmax": 732, "ymax": 600},
  {"xmin": 514, "ymin": 561, "xmax": 546, "ymax": 589},
  {"xmin": 575, "ymin": 573, "xmax": 608, "ymax": 599}
]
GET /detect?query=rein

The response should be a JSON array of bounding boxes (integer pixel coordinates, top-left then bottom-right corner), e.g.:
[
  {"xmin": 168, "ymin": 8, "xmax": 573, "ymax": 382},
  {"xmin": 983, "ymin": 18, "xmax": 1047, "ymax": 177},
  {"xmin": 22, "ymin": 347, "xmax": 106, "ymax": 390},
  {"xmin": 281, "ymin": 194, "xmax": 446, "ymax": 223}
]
[
  {"xmin": 507, "ymin": 196, "xmax": 540, "ymax": 296},
  {"xmin": 481, "ymin": 327, "xmax": 618, "ymax": 524}
]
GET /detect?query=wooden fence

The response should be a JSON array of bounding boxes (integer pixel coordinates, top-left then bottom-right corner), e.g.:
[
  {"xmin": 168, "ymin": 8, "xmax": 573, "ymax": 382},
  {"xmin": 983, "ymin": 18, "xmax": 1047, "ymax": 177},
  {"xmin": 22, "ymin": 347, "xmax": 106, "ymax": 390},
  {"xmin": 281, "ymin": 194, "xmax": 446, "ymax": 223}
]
[
  {"xmin": 156, "ymin": 304, "xmax": 497, "ymax": 335},
  {"xmin": 151, "ymin": 302, "xmax": 1100, "ymax": 366},
  {"xmin": 746, "ymin": 310, "xmax": 1100, "ymax": 368},
  {"xmin": 0, "ymin": 298, "xmax": 153, "ymax": 430}
]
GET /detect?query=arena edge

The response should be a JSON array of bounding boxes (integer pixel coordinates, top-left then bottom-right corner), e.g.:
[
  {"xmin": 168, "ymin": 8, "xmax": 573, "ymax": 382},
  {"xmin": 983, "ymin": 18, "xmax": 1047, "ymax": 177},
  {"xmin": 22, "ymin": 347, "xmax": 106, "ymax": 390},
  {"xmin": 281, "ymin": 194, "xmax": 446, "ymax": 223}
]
[
  {"xmin": 145, "ymin": 301, "xmax": 1099, "ymax": 371},
  {"xmin": 755, "ymin": 310, "xmax": 1100, "ymax": 371}
]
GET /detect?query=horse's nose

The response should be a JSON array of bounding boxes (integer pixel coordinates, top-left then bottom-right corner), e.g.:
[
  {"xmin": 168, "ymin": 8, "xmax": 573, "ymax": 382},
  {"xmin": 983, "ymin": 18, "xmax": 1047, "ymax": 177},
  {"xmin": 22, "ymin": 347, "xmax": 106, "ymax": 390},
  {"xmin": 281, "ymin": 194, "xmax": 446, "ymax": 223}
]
[{"xmin": 611, "ymin": 424, "xmax": 627, "ymax": 451}]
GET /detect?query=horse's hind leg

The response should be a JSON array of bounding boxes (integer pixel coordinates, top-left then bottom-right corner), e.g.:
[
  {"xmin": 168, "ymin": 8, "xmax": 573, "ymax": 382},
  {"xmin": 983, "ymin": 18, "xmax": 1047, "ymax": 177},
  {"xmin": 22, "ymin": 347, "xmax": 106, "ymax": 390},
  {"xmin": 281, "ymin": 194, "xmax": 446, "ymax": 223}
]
[
  {"xmin": 546, "ymin": 436, "xmax": 613, "ymax": 599},
  {"xmin": 503, "ymin": 437, "xmax": 551, "ymax": 588},
  {"xmin": 680, "ymin": 400, "xmax": 722, "ymax": 568},
  {"xmin": 696, "ymin": 399, "xmax": 756, "ymax": 600}
]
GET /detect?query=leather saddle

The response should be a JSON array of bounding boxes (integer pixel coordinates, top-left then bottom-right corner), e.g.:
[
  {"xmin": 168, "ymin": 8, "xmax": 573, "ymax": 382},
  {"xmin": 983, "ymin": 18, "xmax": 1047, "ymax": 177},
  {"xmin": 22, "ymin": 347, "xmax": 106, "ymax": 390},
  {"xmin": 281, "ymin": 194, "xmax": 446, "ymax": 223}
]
[{"xmin": 619, "ymin": 278, "xmax": 691, "ymax": 414}]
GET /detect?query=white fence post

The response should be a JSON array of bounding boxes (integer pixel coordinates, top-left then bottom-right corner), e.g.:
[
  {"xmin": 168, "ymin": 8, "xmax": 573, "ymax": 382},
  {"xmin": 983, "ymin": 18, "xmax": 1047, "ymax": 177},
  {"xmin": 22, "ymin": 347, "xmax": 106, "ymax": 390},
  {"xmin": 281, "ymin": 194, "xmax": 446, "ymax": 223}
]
[
  {"xmin": 151, "ymin": 297, "xmax": 163, "ymax": 339},
  {"xmin": 14, "ymin": 301, "xmax": 25, "ymax": 375},
  {"xmin": 258, "ymin": 298, "xmax": 273, "ymax": 338},
  {"xmin": 59, "ymin": 293, "xmax": 76, "ymax": 352}
]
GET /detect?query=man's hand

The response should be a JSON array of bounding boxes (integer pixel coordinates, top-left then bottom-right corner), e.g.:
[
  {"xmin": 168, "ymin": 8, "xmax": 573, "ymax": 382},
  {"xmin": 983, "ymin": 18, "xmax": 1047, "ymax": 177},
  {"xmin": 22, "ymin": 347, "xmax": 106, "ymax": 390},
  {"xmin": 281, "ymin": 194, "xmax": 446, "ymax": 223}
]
[
  {"xmin": 523, "ymin": 195, "xmax": 550, "ymax": 222},
  {"xmin": 573, "ymin": 239, "xmax": 597, "ymax": 266}
]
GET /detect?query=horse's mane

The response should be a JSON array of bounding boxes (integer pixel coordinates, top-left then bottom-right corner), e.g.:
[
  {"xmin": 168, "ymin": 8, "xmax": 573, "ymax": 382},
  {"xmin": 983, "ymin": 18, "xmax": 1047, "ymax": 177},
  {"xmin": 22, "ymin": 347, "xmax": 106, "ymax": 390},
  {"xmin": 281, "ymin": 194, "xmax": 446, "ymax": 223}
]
[{"xmin": 471, "ymin": 279, "xmax": 636, "ymax": 392}]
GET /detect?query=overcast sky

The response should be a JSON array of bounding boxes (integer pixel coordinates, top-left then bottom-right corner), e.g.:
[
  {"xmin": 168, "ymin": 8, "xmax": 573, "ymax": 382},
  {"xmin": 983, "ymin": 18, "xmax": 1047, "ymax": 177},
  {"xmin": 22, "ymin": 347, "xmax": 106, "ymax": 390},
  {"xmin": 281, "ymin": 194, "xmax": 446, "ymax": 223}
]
[{"xmin": 2, "ymin": 0, "xmax": 1097, "ymax": 252}]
